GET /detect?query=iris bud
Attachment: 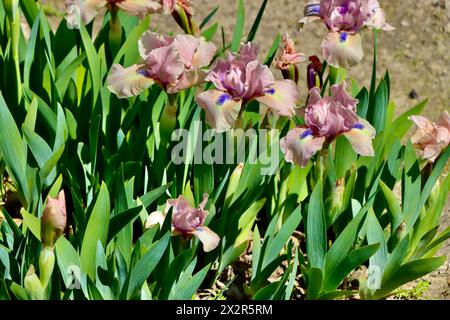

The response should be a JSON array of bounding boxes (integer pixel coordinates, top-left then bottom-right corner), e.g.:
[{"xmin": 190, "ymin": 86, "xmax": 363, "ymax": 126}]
[
  {"xmin": 41, "ymin": 191, "xmax": 67, "ymax": 248},
  {"xmin": 24, "ymin": 265, "xmax": 45, "ymax": 300}
]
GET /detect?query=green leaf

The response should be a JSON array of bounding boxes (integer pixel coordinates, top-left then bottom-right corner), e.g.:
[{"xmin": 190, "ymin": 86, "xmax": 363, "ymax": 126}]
[
  {"xmin": 139, "ymin": 182, "xmax": 172, "ymax": 209},
  {"xmin": 80, "ymin": 183, "xmax": 111, "ymax": 280},
  {"xmin": 306, "ymin": 182, "xmax": 327, "ymax": 269},
  {"xmin": 23, "ymin": 12, "xmax": 40, "ymax": 89},
  {"xmin": 230, "ymin": 0, "xmax": 245, "ymax": 52},
  {"xmin": 79, "ymin": 22, "xmax": 101, "ymax": 105},
  {"xmin": 373, "ymin": 256, "xmax": 446, "ymax": 300},
  {"xmin": 324, "ymin": 210, "xmax": 367, "ymax": 286},
  {"xmin": 262, "ymin": 205, "xmax": 302, "ymax": 269},
  {"xmin": 107, "ymin": 206, "xmax": 143, "ymax": 244},
  {"xmin": 324, "ymin": 244, "xmax": 380, "ymax": 292},
  {"xmin": 379, "ymin": 181, "xmax": 402, "ymax": 230},
  {"xmin": 356, "ymin": 87, "xmax": 369, "ymax": 119},
  {"xmin": 127, "ymin": 232, "xmax": 170, "ymax": 299},
  {"xmin": 406, "ymin": 146, "xmax": 450, "ymax": 232},
  {"xmin": 306, "ymin": 268, "xmax": 323, "ymax": 300},
  {"xmin": 246, "ymin": 0, "xmax": 268, "ymax": 42},
  {"xmin": 369, "ymin": 79, "xmax": 388, "ymax": 133},
  {"xmin": 263, "ymin": 34, "xmax": 281, "ymax": 67},
  {"xmin": 54, "ymin": 237, "xmax": 88, "ymax": 297},
  {"xmin": 201, "ymin": 23, "xmax": 218, "ymax": 42},
  {"xmin": 382, "ymin": 236, "xmax": 409, "ymax": 283},
  {"xmin": 21, "ymin": 210, "xmax": 41, "ymax": 241},
  {"xmin": 367, "ymin": 211, "xmax": 388, "ymax": 276},
  {"xmin": 200, "ymin": 6, "xmax": 219, "ymax": 29},
  {"xmin": 113, "ymin": 16, "xmax": 150, "ymax": 66},
  {"xmin": 390, "ymin": 99, "xmax": 427, "ymax": 140},
  {"xmin": 0, "ymin": 93, "xmax": 29, "ymax": 205},
  {"xmin": 170, "ymin": 262, "xmax": 210, "ymax": 300}
]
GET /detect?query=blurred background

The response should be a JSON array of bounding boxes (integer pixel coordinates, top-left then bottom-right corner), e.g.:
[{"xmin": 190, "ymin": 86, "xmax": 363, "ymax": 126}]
[{"xmin": 36, "ymin": 0, "xmax": 450, "ymax": 299}]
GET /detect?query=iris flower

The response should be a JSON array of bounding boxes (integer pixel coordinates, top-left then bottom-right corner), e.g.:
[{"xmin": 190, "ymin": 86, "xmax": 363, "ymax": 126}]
[
  {"xmin": 107, "ymin": 32, "xmax": 216, "ymax": 97},
  {"xmin": 299, "ymin": 0, "xmax": 394, "ymax": 68},
  {"xmin": 281, "ymin": 82, "xmax": 376, "ymax": 167},
  {"xmin": 65, "ymin": 0, "xmax": 163, "ymax": 29},
  {"xmin": 409, "ymin": 111, "xmax": 450, "ymax": 162},
  {"xmin": 146, "ymin": 194, "xmax": 220, "ymax": 252},
  {"xmin": 196, "ymin": 42, "xmax": 299, "ymax": 132}
]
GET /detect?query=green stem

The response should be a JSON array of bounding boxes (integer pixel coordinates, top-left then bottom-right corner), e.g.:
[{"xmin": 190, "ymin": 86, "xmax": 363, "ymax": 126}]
[{"xmin": 328, "ymin": 65, "xmax": 347, "ymax": 86}]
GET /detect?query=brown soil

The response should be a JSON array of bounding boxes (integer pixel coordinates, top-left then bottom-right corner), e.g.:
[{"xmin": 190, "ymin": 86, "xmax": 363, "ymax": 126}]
[{"xmin": 36, "ymin": 0, "xmax": 450, "ymax": 299}]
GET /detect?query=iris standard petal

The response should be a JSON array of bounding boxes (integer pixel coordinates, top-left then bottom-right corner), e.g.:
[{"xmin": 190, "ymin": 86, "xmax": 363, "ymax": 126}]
[
  {"xmin": 192, "ymin": 39, "xmax": 217, "ymax": 68},
  {"xmin": 321, "ymin": 32, "xmax": 364, "ymax": 68},
  {"xmin": 196, "ymin": 90, "xmax": 242, "ymax": 133},
  {"xmin": 107, "ymin": 64, "xmax": 154, "ymax": 98},
  {"xmin": 255, "ymin": 80, "xmax": 298, "ymax": 118},
  {"xmin": 280, "ymin": 127, "xmax": 326, "ymax": 167},
  {"xmin": 139, "ymin": 32, "xmax": 174, "ymax": 60}
]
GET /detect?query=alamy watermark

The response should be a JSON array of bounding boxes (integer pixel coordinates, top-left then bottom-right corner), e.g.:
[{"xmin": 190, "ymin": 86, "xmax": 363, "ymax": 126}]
[{"xmin": 171, "ymin": 121, "xmax": 281, "ymax": 176}]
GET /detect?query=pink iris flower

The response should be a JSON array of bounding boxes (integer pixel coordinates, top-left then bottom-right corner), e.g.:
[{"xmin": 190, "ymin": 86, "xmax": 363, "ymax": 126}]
[
  {"xmin": 41, "ymin": 191, "xmax": 67, "ymax": 248},
  {"xmin": 107, "ymin": 32, "xmax": 216, "ymax": 98},
  {"xmin": 196, "ymin": 43, "xmax": 300, "ymax": 132},
  {"xmin": 65, "ymin": 0, "xmax": 163, "ymax": 29},
  {"xmin": 299, "ymin": 0, "xmax": 394, "ymax": 68},
  {"xmin": 281, "ymin": 82, "xmax": 376, "ymax": 167},
  {"xmin": 146, "ymin": 194, "xmax": 220, "ymax": 252},
  {"xmin": 409, "ymin": 111, "xmax": 450, "ymax": 162}
]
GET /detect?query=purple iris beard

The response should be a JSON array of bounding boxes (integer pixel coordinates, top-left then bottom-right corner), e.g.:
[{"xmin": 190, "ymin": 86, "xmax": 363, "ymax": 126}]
[
  {"xmin": 339, "ymin": 31, "xmax": 348, "ymax": 42},
  {"xmin": 216, "ymin": 93, "xmax": 231, "ymax": 106},
  {"xmin": 300, "ymin": 128, "xmax": 313, "ymax": 139},
  {"xmin": 265, "ymin": 88, "xmax": 276, "ymax": 95},
  {"xmin": 353, "ymin": 123, "xmax": 364, "ymax": 129},
  {"xmin": 137, "ymin": 69, "xmax": 151, "ymax": 78}
]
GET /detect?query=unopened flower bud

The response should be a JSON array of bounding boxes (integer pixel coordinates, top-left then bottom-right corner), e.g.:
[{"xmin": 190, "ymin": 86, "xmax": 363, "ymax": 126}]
[
  {"xmin": 307, "ymin": 55, "xmax": 323, "ymax": 90},
  {"xmin": 41, "ymin": 191, "xmax": 67, "ymax": 248},
  {"xmin": 325, "ymin": 178, "xmax": 345, "ymax": 226},
  {"xmin": 170, "ymin": 0, "xmax": 199, "ymax": 36},
  {"xmin": 39, "ymin": 247, "xmax": 55, "ymax": 290},
  {"xmin": 24, "ymin": 265, "xmax": 45, "ymax": 300}
]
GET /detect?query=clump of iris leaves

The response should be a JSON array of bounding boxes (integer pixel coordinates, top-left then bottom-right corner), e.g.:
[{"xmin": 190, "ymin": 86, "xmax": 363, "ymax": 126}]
[{"xmin": 0, "ymin": 0, "xmax": 449, "ymax": 300}]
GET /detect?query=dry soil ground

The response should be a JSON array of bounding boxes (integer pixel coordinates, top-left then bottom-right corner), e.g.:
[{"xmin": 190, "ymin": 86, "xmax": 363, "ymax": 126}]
[{"xmin": 38, "ymin": 0, "xmax": 450, "ymax": 299}]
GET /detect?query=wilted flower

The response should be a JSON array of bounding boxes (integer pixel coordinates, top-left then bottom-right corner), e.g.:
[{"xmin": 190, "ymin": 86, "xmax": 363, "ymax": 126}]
[
  {"xmin": 281, "ymin": 82, "xmax": 375, "ymax": 167},
  {"xmin": 65, "ymin": 0, "xmax": 162, "ymax": 29},
  {"xmin": 146, "ymin": 194, "xmax": 220, "ymax": 252},
  {"xmin": 162, "ymin": 0, "xmax": 193, "ymax": 15},
  {"xmin": 108, "ymin": 32, "xmax": 216, "ymax": 98},
  {"xmin": 161, "ymin": 0, "xmax": 197, "ymax": 35},
  {"xmin": 197, "ymin": 42, "xmax": 299, "ymax": 132},
  {"xmin": 41, "ymin": 191, "xmax": 67, "ymax": 248},
  {"xmin": 274, "ymin": 33, "xmax": 306, "ymax": 83},
  {"xmin": 298, "ymin": 0, "xmax": 394, "ymax": 68},
  {"xmin": 409, "ymin": 111, "xmax": 450, "ymax": 162}
]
